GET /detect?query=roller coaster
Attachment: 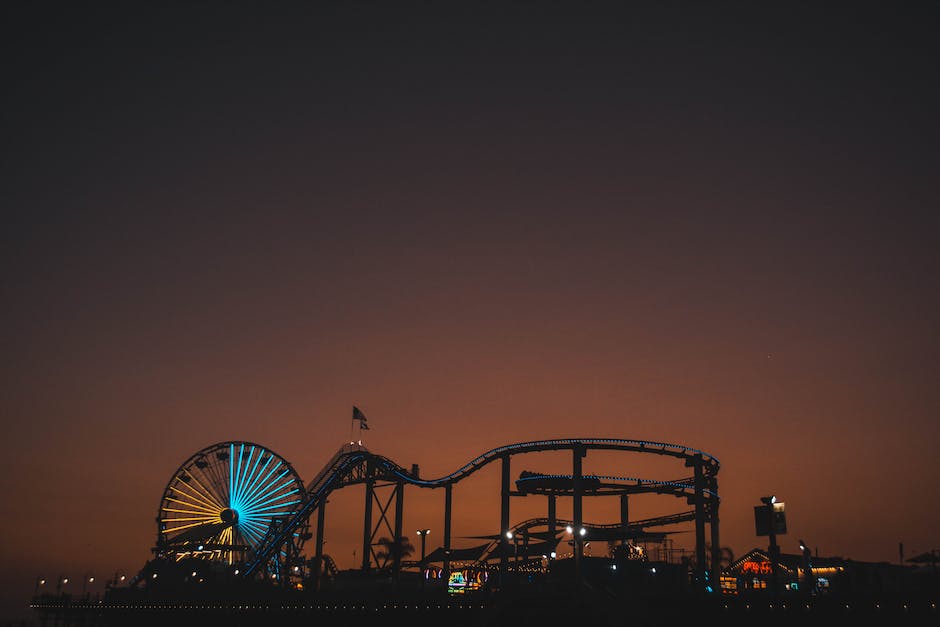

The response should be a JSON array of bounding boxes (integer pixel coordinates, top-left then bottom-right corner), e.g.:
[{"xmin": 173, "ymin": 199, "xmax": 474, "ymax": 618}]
[{"xmin": 153, "ymin": 436, "xmax": 722, "ymax": 591}]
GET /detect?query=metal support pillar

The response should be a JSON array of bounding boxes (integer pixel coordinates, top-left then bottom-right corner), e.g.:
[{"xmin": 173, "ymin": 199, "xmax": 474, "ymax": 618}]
[
  {"xmin": 547, "ymin": 493, "xmax": 556, "ymax": 561},
  {"xmin": 443, "ymin": 483, "xmax": 452, "ymax": 582},
  {"xmin": 314, "ymin": 500, "xmax": 326, "ymax": 589},
  {"xmin": 692, "ymin": 455, "xmax": 707, "ymax": 588},
  {"xmin": 620, "ymin": 493, "xmax": 629, "ymax": 546},
  {"xmin": 500, "ymin": 454, "xmax": 510, "ymax": 583},
  {"xmin": 393, "ymin": 480, "xmax": 404, "ymax": 576},
  {"xmin": 709, "ymin": 478, "xmax": 721, "ymax": 585},
  {"xmin": 361, "ymin": 460, "xmax": 374, "ymax": 571},
  {"xmin": 572, "ymin": 444, "xmax": 585, "ymax": 582}
]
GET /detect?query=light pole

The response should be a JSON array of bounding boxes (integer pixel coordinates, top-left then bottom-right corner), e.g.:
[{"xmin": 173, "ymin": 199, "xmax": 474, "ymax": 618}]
[
  {"xmin": 110, "ymin": 570, "xmax": 126, "ymax": 588},
  {"xmin": 799, "ymin": 539, "xmax": 814, "ymax": 595},
  {"xmin": 417, "ymin": 529, "xmax": 431, "ymax": 563},
  {"xmin": 759, "ymin": 496, "xmax": 780, "ymax": 599}
]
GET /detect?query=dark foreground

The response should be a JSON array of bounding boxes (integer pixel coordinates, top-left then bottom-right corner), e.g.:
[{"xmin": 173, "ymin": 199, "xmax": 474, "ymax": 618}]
[{"xmin": 30, "ymin": 585, "xmax": 939, "ymax": 627}]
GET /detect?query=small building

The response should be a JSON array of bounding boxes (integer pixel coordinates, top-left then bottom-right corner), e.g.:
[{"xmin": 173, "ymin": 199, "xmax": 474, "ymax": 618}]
[{"xmin": 725, "ymin": 548, "xmax": 929, "ymax": 600}]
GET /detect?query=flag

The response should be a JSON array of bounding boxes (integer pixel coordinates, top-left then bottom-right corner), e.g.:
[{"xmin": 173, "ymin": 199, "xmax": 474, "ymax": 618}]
[{"xmin": 353, "ymin": 406, "xmax": 369, "ymax": 430}]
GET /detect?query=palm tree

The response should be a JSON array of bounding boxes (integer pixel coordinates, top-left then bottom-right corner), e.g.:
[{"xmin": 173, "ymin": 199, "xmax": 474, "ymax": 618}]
[{"xmin": 373, "ymin": 535, "xmax": 416, "ymax": 570}]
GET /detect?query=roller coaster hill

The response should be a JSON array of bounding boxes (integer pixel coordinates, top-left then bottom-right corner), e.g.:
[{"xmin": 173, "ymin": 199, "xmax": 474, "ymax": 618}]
[{"xmin": 33, "ymin": 437, "xmax": 940, "ymax": 625}]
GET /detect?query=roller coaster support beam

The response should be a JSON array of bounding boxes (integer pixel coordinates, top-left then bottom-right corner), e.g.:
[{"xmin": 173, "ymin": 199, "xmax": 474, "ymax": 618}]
[
  {"xmin": 443, "ymin": 484, "xmax": 452, "ymax": 581},
  {"xmin": 573, "ymin": 444, "xmax": 585, "ymax": 582},
  {"xmin": 689, "ymin": 454, "xmax": 707, "ymax": 589},
  {"xmin": 393, "ymin": 479, "xmax": 404, "ymax": 577},
  {"xmin": 314, "ymin": 500, "xmax": 326, "ymax": 590},
  {"xmin": 500, "ymin": 454, "xmax": 510, "ymax": 584},
  {"xmin": 710, "ymin": 476, "xmax": 721, "ymax": 582},
  {"xmin": 620, "ymin": 493, "xmax": 629, "ymax": 545},
  {"xmin": 362, "ymin": 459, "xmax": 375, "ymax": 571},
  {"xmin": 547, "ymin": 494, "xmax": 556, "ymax": 561}
]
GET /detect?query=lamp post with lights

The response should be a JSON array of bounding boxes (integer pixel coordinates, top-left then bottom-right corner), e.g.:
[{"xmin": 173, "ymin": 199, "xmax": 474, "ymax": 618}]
[
  {"xmin": 799, "ymin": 539, "xmax": 814, "ymax": 595},
  {"xmin": 416, "ymin": 529, "xmax": 431, "ymax": 563},
  {"xmin": 757, "ymin": 495, "xmax": 784, "ymax": 599},
  {"xmin": 109, "ymin": 570, "xmax": 126, "ymax": 588}
]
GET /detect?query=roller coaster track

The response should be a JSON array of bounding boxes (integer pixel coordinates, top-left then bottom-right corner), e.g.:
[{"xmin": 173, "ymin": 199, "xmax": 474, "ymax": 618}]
[
  {"xmin": 242, "ymin": 438, "xmax": 719, "ymax": 577},
  {"xmin": 463, "ymin": 510, "xmax": 700, "ymax": 565},
  {"xmin": 515, "ymin": 472, "xmax": 719, "ymax": 499}
]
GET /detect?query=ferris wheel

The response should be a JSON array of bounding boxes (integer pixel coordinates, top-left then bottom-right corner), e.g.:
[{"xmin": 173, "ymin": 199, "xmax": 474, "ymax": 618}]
[{"xmin": 155, "ymin": 441, "xmax": 308, "ymax": 568}]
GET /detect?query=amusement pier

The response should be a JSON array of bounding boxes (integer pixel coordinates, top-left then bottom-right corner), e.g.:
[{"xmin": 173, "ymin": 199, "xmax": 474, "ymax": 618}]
[{"xmin": 30, "ymin": 437, "xmax": 940, "ymax": 625}]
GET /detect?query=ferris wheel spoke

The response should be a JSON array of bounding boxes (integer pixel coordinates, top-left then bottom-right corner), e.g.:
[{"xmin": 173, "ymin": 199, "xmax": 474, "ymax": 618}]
[
  {"xmin": 200, "ymin": 454, "xmax": 229, "ymax": 505},
  {"xmin": 238, "ymin": 460, "xmax": 283, "ymax": 508},
  {"xmin": 239, "ymin": 518, "xmax": 268, "ymax": 536},
  {"xmin": 235, "ymin": 447, "xmax": 264, "ymax": 506},
  {"xmin": 230, "ymin": 443, "xmax": 247, "ymax": 509},
  {"xmin": 169, "ymin": 485, "xmax": 224, "ymax": 514},
  {"xmin": 160, "ymin": 515, "xmax": 218, "ymax": 523},
  {"xmin": 237, "ymin": 453, "xmax": 274, "ymax": 508},
  {"xmin": 163, "ymin": 519, "xmax": 220, "ymax": 534},
  {"xmin": 239, "ymin": 523, "xmax": 265, "ymax": 544},
  {"xmin": 162, "ymin": 500, "xmax": 218, "ymax": 515},
  {"xmin": 162, "ymin": 506, "xmax": 218, "ymax": 515},
  {"xmin": 165, "ymin": 492, "xmax": 222, "ymax": 515},
  {"xmin": 240, "ymin": 469, "xmax": 290, "ymax": 511},
  {"xmin": 234, "ymin": 444, "xmax": 259, "ymax": 506},
  {"xmin": 243, "ymin": 479, "xmax": 300, "ymax": 509},
  {"xmin": 172, "ymin": 476, "xmax": 223, "ymax": 509},
  {"xmin": 240, "ymin": 488, "xmax": 301, "ymax": 515},
  {"xmin": 184, "ymin": 471, "xmax": 225, "ymax": 510},
  {"xmin": 241, "ymin": 500, "xmax": 302, "ymax": 517}
]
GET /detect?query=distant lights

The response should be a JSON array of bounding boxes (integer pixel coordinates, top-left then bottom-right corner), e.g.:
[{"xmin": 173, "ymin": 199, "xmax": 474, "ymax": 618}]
[
  {"xmin": 151, "ymin": 574, "xmax": 158, "ymax": 579},
  {"xmin": 505, "ymin": 531, "xmax": 513, "ymax": 539},
  {"xmin": 565, "ymin": 526, "xmax": 573, "ymax": 534},
  {"xmin": 579, "ymin": 528, "xmax": 587, "ymax": 537}
]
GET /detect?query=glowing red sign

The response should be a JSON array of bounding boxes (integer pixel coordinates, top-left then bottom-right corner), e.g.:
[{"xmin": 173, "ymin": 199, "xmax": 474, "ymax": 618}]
[{"xmin": 740, "ymin": 560, "xmax": 772, "ymax": 575}]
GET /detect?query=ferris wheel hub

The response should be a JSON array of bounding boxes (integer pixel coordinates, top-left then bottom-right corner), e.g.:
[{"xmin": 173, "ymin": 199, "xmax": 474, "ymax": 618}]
[{"xmin": 220, "ymin": 508, "xmax": 238, "ymax": 524}]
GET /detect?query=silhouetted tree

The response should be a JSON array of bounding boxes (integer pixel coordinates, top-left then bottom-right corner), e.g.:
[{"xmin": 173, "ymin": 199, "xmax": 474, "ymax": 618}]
[{"xmin": 374, "ymin": 535, "xmax": 415, "ymax": 570}]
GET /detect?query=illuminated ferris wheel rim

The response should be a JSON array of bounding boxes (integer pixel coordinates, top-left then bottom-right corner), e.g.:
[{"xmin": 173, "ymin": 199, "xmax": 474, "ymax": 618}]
[{"xmin": 156, "ymin": 440, "xmax": 307, "ymax": 560}]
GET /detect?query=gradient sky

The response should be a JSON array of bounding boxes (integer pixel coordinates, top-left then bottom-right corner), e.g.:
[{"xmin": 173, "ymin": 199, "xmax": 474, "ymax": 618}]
[{"xmin": 2, "ymin": 1, "xmax": 939, "ymax": 620}]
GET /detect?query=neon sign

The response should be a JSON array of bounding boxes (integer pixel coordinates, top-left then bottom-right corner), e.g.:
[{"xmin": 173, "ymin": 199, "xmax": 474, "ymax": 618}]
[{"xmin": 740, "ymin": 560, "xmax": 772, "ymax": 575}]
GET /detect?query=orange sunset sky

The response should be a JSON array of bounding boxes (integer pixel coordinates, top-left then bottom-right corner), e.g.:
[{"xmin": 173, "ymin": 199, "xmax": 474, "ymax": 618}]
[{"xmin": 2, "ymin": 1, "xmax": 939, "ymax": 621}]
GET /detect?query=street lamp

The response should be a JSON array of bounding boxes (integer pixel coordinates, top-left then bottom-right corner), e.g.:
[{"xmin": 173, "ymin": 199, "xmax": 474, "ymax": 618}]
[
  {"xmin": 757, "ymin": 495, "xmax": 781, "ymax": 598},
  {"xmin": 110, "ymin": 570, "xmax": 126, "ymax": 588},
  {"xmin": 799, "ymin": 539, "xmax": 814, "ymax": 594},
  {"xmin": 416, "ymin": 529, "xmax": 431, "ymax": 562}
]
